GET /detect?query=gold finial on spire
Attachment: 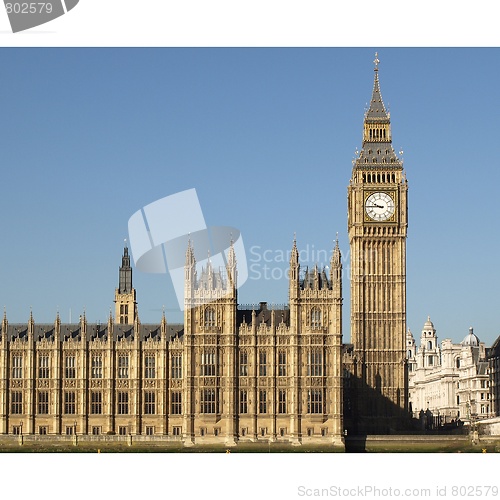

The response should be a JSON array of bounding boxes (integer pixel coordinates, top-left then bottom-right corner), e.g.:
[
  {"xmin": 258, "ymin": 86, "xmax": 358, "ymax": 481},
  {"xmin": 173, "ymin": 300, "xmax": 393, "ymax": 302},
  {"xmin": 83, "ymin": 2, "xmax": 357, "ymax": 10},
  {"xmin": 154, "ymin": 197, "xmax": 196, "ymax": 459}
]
[{"xmin": 374, "ymin": 52, "xmax": 380, "ymax": 71}]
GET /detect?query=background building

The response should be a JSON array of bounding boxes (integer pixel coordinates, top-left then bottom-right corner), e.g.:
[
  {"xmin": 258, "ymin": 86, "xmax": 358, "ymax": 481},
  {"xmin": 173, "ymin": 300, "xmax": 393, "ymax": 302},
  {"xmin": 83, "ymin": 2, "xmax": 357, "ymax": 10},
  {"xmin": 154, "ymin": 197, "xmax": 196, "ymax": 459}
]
[{"xmin": 408, "ymin": 318, "xmax": 491, "ymax": 428}]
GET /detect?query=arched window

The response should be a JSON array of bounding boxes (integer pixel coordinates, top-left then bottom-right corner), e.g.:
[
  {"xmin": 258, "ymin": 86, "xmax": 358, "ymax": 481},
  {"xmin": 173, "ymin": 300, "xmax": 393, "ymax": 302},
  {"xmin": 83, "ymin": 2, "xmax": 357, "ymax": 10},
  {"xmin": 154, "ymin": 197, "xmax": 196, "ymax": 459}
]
[
  {"xmin": 311, "ymin": 307, "xmax": 322, "ymax": 329},
  {"xmin": 456, "ymin": 358, "xmax": 460, "ymax": 369},
  {"xmin": 204, "ymin": 307, "xmax": 215, "ymax": 328},
  {"xmin": 427, "ymin": 341, "xmax": 432, "ymax": 350},
  {"xmin": 407, "ymin": 350, "xmax": 412, "ymax": 359}
]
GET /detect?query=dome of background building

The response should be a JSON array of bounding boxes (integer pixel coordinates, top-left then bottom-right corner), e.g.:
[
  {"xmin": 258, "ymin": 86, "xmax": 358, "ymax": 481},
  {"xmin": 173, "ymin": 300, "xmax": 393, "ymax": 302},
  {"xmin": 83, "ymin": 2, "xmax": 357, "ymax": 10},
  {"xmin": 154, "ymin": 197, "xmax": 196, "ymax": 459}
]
[
  {"xmin": 461, "ymin": 327, "xmax": 480, "ymax": 346},
  {"xmin": 423, "ymin": 316, "xmax": 434, "ymax": 330}
]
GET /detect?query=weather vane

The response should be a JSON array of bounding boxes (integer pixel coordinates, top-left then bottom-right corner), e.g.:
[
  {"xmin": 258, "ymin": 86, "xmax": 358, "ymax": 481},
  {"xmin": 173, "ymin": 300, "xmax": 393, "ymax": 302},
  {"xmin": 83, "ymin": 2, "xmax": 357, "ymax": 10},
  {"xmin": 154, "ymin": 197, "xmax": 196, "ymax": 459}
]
[{"xmin": 374, "ymin": 52, "xmax": 380, "ymax": 70}]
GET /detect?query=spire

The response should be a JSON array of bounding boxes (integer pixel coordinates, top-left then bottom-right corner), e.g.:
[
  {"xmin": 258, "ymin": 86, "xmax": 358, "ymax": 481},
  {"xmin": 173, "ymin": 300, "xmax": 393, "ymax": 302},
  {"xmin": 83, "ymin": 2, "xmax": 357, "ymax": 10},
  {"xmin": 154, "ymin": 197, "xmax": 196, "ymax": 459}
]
[
  {"xmin": 290, "ymin": 234, "xmax": 299, "ymax": 265},
  {"xmin": 354, "ymin": 53, "xmax": 402, "ymax": 170},
  {"xmin": 185, "ymin": 238, "xmax": 195, "ymax": 267},
  {"xmin": 119, "ymin": 242, "xmax": 132, "ymax": 293},
  {"xmin": 2, "ymin": 307, "xmax": 7, "ymax": 333},
  {"xmin": 226, "ymin": 238, "xmax": 237, "ymax": 289},
  {"xmin": 365, "ymin": 52, "xmax": 389, "ymax": 121},
  {"xmin": 330, "ymin": 235, "xmax": 342, "ymax": 286}
]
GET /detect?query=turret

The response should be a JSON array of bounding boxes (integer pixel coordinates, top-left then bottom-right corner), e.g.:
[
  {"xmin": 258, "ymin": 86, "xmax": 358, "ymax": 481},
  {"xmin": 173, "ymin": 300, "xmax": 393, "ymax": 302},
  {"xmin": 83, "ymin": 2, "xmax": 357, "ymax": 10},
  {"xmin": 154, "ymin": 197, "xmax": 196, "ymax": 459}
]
[
  {"xmin": 330, "ymin": 236, "xmax": 342, "ymax": 290},
  {"xmin": 289, "ymin": 235, "xmax": 300, "ymax": 299},
  {"xmin": 115, "ymin": 243, "xmax": 137, "ymax": 325}
]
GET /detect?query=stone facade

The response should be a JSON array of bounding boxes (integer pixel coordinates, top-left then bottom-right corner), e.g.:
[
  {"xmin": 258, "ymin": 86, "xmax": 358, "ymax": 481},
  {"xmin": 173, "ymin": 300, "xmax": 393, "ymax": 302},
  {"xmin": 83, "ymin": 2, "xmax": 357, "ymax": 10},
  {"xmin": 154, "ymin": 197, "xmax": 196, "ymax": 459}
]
[{"xmin": 0, "ymin": 239, "xmax": 344, "ymax": 447}]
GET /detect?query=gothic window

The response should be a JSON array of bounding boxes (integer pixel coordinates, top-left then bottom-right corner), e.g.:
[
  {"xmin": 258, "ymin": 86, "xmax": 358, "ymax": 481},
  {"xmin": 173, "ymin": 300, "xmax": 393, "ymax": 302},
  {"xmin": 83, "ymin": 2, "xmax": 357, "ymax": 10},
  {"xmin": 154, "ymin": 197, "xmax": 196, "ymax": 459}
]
[
  {"xmin": 91, "ymin": 391, "xmax": 102, "ymax": 414},
  {"xmin": 145, "ymin": 426, "xmax": 154, "ymax": 436},
  {"xmin": 38, "ymin": 354, "xmax": 49, "ymax": 379},
  {"xmin": 239, "ymin": 351, "xmax": 248, "ymax": 376},
  {"xmin": 307, "ymin": 389, "xmax": 323, "ymax": 414},
  {"xmin": 310, "ymin": 308, "xmax": 322, "ymax": 329},
  {"xmin": 171, "ymin": 354, "xmax": 182, "ymax": 379},
  {"xmin": 201, "ymin": 350, "xmax": 216, "ymax": 376},
  {"xmin": 259, "ymin": 351, "xmax": 267, "ymax": 377},
  {"xmin": 144, "ymin": 392, "xmax": 156, "ymax": 415},
  {"xmin": 204, "ymin": 307, "xmax": 216, "ymax": 328},
  {"xmin": 65, "ymin": 355, "xmax": 76, "ymax": 379},
  {"xmin": 118, "ymin": 355, "xmax": 129, "ymax": 379},
  {"xmin": 117, "ymin": 391, "xmax": 129, "ymax": 415},
  {"xmin": 278, "ymin": 390, "xmax": 286, "ymax": 414},
  {"xmin": 144, "ymin": 355, "xmax": 156, "ymax": 379},
  {"xmin": 307, "ymin": 349, "xmax": 323, "ymax": 376},
  {"xmin": 120, "ymin": 304, "xmax": 129, "ymax": 324},
  {"xmin": 239, "ymin": 390, "xmax": 248, "ymax": 414},
  {"xmin": 201, "ymin": 389, "xmax": 217, "ymax": 414},
  {"xmin": 11, "ymin": 391, "xmax": 22, "ymax": 414},
  {"xmin": 259, "ymin": 390, "xmax": 267, "ymax": 414},
  {"xmin": 37, "ymin": 391, "xmax": 49, "ymax": 414},
  {"xmin": 118, "ymin": 426, "xmax": 127, "ymax": 436},
  {"xmin": 278, "ymin": 351, "xmax": 286, "ymax": 377},
  {"xmin": 12, "ymin": 355, "xmax": 22, "ymax": 379},
  {"xmin": 64, "ymin": 391, "xmax": 76, "ymax": 415},
  {"xmin": 91, "ymin": 355, "xmax": 103, "ymax": 379},
  {"xmin": 171, "ymin": 391, "xmax": 182, "ymax": 414}
]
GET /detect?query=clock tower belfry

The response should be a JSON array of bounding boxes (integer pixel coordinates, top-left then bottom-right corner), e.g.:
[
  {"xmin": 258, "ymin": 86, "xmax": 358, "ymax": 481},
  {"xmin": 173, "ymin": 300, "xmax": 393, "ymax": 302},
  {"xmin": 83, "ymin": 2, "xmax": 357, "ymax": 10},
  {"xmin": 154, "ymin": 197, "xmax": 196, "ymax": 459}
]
[{"xmin": 347, "ymin": 54, "xmax": 408, "ymax": 433}]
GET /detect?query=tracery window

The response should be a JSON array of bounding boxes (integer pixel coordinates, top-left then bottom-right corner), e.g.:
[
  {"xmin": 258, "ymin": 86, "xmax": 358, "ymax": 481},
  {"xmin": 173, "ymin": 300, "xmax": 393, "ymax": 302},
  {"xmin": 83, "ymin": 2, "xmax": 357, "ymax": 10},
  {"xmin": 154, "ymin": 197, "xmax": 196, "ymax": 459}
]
[
  {"xmin": 204, "ymin": 307, "xmax": 216, "ymax": 328},
  {"xmin": 144, "ymin": 355, "xmax": 156, "ymax": 379},
  {"xmin": 307, "ymin": 349, "xmax": 323, "ymax": 376},
  {"xmin": 311, "ymin": 307, "xmax": 322, "ymax": 329}
]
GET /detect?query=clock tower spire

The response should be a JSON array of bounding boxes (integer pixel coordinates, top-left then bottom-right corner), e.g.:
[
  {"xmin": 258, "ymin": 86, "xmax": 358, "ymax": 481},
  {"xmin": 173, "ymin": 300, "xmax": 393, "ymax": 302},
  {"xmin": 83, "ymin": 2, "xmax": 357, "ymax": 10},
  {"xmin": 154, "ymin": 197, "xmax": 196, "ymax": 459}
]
[{"xmin": 347, "ymin": 54, "xmax": 409, "ymax": 434}]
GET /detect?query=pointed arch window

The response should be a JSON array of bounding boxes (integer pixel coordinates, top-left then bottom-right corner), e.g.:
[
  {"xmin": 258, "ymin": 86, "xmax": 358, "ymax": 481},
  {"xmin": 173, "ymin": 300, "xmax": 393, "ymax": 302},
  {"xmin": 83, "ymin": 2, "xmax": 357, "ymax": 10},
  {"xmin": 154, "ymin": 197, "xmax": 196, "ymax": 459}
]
[
  {"xmin": 307, "ymin": 349, "xmax": 323, "ymax": 376},
  {"xmin": 201, "ymin": 349, "xmax": 216, "ymax": 376},
  {"xmin": 204, "ymin": 307, "xmax": 216, "ymax": 328},
  {"xmin": 311, "ymin": 307, "xmax": 322, "ymax": 329}
]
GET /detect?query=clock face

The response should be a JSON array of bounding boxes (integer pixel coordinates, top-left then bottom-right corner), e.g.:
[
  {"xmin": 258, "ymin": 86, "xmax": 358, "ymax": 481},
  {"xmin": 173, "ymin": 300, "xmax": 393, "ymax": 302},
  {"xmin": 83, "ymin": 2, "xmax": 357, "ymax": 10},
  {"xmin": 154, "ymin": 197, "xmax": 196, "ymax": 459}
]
[{"xmin": 365, "ymin": 192, "xmax": 395, "ymax": 221}]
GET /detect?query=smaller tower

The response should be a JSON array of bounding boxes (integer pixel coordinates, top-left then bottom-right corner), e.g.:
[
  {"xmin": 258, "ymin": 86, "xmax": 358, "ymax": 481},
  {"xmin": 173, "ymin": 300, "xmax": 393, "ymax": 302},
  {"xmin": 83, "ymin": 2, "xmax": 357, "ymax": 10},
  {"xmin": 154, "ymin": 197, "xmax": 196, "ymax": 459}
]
[
  {"xmin": 114, "ymin": 244, "xmax": 137, "ymax": 325},
  {"xmin": 420, "ymin": 316, "xmax": 439, "ymax": 368}
]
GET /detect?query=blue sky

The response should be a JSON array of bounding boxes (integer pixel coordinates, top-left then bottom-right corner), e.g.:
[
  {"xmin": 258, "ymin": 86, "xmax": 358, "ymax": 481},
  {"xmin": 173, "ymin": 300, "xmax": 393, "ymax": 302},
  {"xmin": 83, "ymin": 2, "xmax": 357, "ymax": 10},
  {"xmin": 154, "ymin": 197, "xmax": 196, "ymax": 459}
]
[{"xmin": 1, "ymin": 48, "xmax": 500, "ymax": 345}]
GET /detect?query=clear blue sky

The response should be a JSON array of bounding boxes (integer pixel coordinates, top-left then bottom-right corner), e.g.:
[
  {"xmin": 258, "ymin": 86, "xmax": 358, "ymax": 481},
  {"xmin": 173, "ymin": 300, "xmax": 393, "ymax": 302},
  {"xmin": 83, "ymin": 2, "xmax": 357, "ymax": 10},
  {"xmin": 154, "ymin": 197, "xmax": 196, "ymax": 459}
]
[{"xmin": 1, "ymin": 48, "xmax": 499, "ymax": 346}]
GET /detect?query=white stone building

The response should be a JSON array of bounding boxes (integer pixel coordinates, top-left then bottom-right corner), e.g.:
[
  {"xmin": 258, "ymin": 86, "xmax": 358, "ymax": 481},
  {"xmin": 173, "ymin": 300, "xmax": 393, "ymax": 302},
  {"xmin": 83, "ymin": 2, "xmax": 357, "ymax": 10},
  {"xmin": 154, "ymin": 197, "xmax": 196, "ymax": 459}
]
[{"xmin": 408, "ymin": 318, "xmax": 491, "ymax": 427}]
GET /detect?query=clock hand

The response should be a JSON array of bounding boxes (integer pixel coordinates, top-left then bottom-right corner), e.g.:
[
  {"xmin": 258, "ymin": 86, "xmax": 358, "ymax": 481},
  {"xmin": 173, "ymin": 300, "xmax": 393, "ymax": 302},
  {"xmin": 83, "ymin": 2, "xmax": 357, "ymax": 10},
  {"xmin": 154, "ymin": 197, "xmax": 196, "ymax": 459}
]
[{"xmin": 367, "ymin": 204, "xmax": 384, "ymax": 209}]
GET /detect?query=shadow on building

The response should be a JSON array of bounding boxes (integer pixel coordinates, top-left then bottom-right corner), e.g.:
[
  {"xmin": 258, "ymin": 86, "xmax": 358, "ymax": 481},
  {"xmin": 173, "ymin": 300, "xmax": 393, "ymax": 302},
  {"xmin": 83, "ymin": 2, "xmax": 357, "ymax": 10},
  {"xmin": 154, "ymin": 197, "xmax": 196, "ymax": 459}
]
[{"xmin": 343, "ymin": 373, "xmax": 465, "ymax": 452}]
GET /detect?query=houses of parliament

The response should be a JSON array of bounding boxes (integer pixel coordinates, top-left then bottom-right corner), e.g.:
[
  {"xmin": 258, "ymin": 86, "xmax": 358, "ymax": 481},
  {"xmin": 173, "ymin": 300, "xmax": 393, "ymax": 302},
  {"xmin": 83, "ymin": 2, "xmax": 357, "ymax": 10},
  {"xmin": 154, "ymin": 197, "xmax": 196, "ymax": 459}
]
[{"xmin": 0, "ymin": 55, "xmax": 409, "ymax": 446}]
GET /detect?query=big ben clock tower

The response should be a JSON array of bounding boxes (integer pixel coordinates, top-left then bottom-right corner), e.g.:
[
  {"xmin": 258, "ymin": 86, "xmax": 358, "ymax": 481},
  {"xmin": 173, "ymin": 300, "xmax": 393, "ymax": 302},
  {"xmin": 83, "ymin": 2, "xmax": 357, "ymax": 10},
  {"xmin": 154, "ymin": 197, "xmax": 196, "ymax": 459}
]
[{"xmin": 347, "ymin": 54, "xmax": 408, "ymax": 433}]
